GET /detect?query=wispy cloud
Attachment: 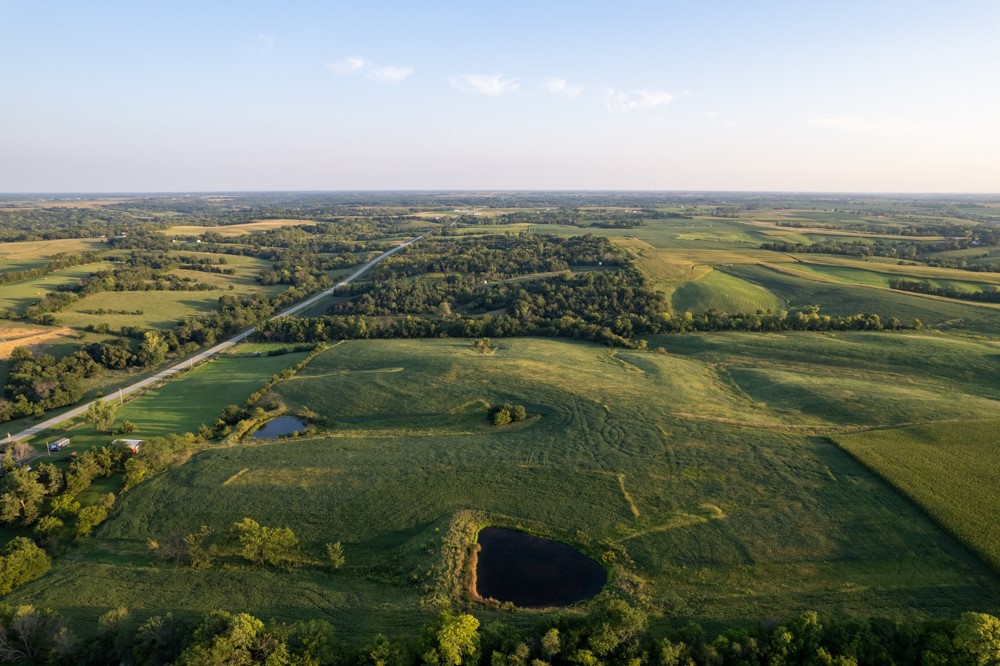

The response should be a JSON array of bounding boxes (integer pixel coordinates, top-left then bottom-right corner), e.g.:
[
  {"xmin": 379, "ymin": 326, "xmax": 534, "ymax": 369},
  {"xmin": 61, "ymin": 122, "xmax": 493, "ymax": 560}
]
[
  {"xmin": 369, "ymin": 65, "xmax": 414, "ymax": 83},
  {"xmin": 604, "ymin": 88, "xmax": 674, "ymax": 111},
  {"xmin": 542, "ymin": 77, "xmax": 583, "ymax": 98},
  {"xmin": 451, "ymin": 74, "xmax": 519, "ymax": 96},
  {"xmin": 808, "ymin": 116, "xmax": 929, "ymax": 134},
  {"xmin": 256, "ymin": 33, "xmax": 274, "ymax": 57},
  {"xmin": 325, "ymin": 56, "xmax": 413, "ymax": 82},
  {"xmin": 326, "ymin": 56, "xmax": 368, "ymax": 76}
]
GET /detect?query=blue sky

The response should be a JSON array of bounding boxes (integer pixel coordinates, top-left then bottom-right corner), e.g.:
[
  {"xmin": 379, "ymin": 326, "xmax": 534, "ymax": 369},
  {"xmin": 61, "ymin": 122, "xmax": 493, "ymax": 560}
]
[{"xmin": 1, "ymin": 1, "xmax": 998, "ymax": 192}]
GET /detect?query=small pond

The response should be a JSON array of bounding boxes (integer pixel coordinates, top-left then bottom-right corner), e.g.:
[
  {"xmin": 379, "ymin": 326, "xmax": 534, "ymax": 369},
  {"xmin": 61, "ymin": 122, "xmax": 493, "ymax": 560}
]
[
  {"xmin": 252, "ymin": 416, "xmax": 306, "ymax": 440},
  {"xmin": 475, "ymin": 527, "xmax": 606, "ymax": 608}
]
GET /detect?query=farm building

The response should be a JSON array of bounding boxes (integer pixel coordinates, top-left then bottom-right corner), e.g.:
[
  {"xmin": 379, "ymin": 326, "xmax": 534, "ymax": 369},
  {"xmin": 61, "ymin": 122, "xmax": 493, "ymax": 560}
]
[
  {"xmin": 112, "ymin": 438, "xmax": 143, "ymax": 453},
  {"xmin": 47, "ymin": 437, "xmax": 70, "ymax": 452}
]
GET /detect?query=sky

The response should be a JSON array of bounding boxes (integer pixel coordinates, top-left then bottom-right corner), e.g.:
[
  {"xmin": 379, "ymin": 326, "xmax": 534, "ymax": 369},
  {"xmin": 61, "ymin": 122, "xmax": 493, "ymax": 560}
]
[{"xmin": 1, "ymin": 0, "xmax": 999, "ymax": 193}]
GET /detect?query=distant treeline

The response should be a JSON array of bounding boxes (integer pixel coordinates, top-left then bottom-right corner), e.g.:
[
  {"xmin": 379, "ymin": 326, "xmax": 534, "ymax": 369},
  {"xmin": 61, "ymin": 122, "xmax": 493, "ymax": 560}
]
[
  {"xmin": 761, "ymin": 223, "xmax": 1000, "ymax": 272},
  {"xmin": 257, "ymin": 305, "xmax": 903, "ymax": 350},
  {"xmin": 889, "ymin": 278, "xmax": 1000, "ymax": 303},
  {"xmin": 2, "ymin": 603, "xmax": 998, "ymax": 666}
]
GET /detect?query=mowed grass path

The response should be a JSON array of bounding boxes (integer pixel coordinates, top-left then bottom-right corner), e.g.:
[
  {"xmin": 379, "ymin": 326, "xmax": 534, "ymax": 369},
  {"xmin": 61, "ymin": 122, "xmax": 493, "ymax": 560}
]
[
  {"xmin": 835, "ymin": 421, "xmax": 1000, "ymax": 571},
  {"xmin": 13, "ymin": 337, "xmax": 1000, "ymax": 640}
]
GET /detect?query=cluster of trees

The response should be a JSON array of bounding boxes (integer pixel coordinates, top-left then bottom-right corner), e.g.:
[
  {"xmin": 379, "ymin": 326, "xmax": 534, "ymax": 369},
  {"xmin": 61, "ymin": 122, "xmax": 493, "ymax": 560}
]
[
  {"xmin": 261, "ymin": 293, "xmax": 899, "ymax": 350},
  {"xmin": 0, "ymin": 443, "xmax": 128, "ymax": 566},
  {"xmin": 483, "ymin": 209, "xmax": 667, "ymax": 229},
  {"xmin": 0, "ymin": 538, "xmax": 50, "ymax": 596},
  {"xmin": 4, "ymin": 603, "xmax": 999, "ymax": 666},
  {"xmin": 0, "ymin": 207, "xmax": 150, "ymax": 242},
  {"xmin": 148, "ymin": 517, "xmax": 344, "ymax": 574},
  {"xmin": 657, "ymin": 306, "xmax": 899, "ymax": 333},
  {"xmin": 489, "ymin": 403, "xmax": 527, "ymax": 426},
  {"xmin": 369, "ymin": 234, "xmax": 624, "ymax": 282},
  {"xmin": 761, "ymin": 239, "xmax": 926, "ymax": 261},
  {"xmin": 889, "ymin": 279, "xmax": 1000, "ymax": 303},
  {"xmin": 0, "ymin": 348, "xmax": 102, "ymax": 420}
]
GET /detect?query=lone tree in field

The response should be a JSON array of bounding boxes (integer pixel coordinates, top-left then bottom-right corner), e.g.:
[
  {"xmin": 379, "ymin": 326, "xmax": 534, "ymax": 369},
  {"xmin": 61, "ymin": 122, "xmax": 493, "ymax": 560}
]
[
  {"xmin": 471, "ymin": 338, "xmax": 495, "ymax": 355},
  {"xmin": 84, "ymin": 399, "xmax": 117, "ymax": 433},
  {"xmin": 326, "ymin": 541, "xmax": 345, "ymax": 571},
  {"xmin": 233, "ymin": 518, "xmax": 299, "ymax": 568},
  {"xmin": 489, "ymin": 403, "xmax": 527, "ymax": 426}
]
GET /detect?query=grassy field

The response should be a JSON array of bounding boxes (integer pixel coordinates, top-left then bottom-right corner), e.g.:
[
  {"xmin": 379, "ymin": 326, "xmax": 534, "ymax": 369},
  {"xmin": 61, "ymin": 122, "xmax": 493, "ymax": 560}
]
[
  {"xmin": 0, "ymin": 238, "xmax": 107, "ymax": 266},
  {"xmin": 835, "ymin": 421, "xmax": 1000, "ymax": 570},
  {"xmin": 0, "ymin": 261, "xmax": 112, "ymax": 314},
  {"xmin": 57, "ymin": 255, "xmax": 280, "ymax": 331},
  {"xmin": 670, "ymin": 269, "xmax": 781, "ymax": 313},
  {"xmin": 12, "ymin": 337, "xmax": 1000, "ymax": 640},
  {"xmin": 720, "ymin": 264, "xmax": 1000, "ymax": 330}
]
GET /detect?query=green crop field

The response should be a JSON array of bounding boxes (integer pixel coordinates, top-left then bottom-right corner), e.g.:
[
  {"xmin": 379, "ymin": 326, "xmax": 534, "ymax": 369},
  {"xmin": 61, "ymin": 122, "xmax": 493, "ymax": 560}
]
[
  {"xmin": 12, "ymin": 337, "xmax": 1000, "ymax": 640},
  {"xmin": 835, "ymin": 421, "xmax": 1000, "ymax": 570},
  {"xmin": 670, "ymin": 269, "xmax": 781, "ymax": 312}
]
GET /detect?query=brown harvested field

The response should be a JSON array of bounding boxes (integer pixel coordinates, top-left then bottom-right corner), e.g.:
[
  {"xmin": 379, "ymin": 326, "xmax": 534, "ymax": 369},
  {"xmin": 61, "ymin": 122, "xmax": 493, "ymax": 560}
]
[
  {"xmin": 161, "ymin": 219, "xmax": 318, "ymax": 236},
  {"xmin": 0, "ymin": 324, "xmax": 74, "ymax": 359}
]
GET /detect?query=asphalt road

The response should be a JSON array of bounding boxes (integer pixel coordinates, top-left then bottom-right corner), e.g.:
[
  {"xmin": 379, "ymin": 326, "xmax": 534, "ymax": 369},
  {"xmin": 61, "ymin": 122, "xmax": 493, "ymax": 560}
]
[{"xmin": 4, "ymin": 230, "xmax": 430, "ymax": 445}]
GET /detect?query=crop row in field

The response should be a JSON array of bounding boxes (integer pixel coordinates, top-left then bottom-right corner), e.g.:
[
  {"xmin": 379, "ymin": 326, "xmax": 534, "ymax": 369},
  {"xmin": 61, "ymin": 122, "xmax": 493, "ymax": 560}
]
[{"xmin": 835, "ymin": 421, "xmax": 1000, "ymax": 570}]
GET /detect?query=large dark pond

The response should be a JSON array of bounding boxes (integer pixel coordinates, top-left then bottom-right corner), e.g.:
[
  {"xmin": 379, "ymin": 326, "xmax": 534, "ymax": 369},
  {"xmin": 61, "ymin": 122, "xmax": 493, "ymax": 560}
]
[
  {"xmin": 252, "ymin": 416, "xmax": 306, "ymax": 440},
  {"xmin": 475, "ymin": 527, "xmax": 607, "ymax": 607}
]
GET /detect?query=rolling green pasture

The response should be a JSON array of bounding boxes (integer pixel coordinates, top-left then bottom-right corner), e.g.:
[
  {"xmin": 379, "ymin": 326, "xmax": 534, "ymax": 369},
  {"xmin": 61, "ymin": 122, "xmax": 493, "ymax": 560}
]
[
  {"xmin": 0, "ymin": 262, "xmax": 112, "ymax": 314},
  {"xmin": 58, "ymin": 265, "xmax": 280, "ymax": 331},
  {"xmin": 670, "ymin": 269, "xmax": 781, "ymax": 313},
  {"xmin": 58, "ymin": 291, "xmax": 229, "ymax": 330},
  {"xmin": 13, "ymin": 337, "xmax": 1000, "ymax": 640},
  {"xmin": 835, "ymin": 421, "xmax": 1000, "ymax": 570},
  {"xmin": 721, "ymin": 264, "xmax": 1000, "ymax": 330}
]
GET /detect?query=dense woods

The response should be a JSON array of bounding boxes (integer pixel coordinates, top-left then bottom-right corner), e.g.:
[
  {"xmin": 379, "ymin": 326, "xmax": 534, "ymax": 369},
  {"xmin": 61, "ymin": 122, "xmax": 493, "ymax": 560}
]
[{"xmin": 1, "ymin": 603, "xmax": 999, "ymax": 666}]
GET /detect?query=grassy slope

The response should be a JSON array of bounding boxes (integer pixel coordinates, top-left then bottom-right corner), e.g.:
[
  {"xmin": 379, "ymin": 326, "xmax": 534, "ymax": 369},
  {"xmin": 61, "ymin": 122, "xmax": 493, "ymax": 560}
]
[
  {"xmin": 12, "ymin": 337, "xmax": 1000, "ymax": 640},
  {"xmin": 720, "ymin": 264, "xmax": 1000, "ymax": 330},
  {"xmin": 671, "ymin": 269, "xmax": 781, "ymax": 313},
  {"xmin": 834, "ymin": 421, "xmax": 1000, "ymax": 570}
]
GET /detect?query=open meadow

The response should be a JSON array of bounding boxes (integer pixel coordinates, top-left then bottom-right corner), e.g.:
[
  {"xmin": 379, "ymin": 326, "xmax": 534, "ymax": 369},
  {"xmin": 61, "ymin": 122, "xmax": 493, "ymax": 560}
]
[{"xmin": 11, "ymin": 336, "xmax": 1000, "ymax": 641}]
